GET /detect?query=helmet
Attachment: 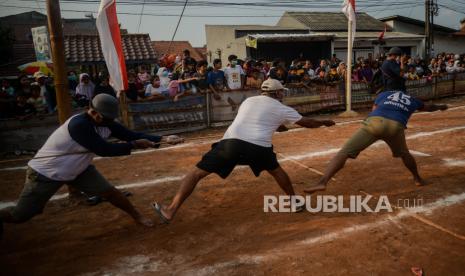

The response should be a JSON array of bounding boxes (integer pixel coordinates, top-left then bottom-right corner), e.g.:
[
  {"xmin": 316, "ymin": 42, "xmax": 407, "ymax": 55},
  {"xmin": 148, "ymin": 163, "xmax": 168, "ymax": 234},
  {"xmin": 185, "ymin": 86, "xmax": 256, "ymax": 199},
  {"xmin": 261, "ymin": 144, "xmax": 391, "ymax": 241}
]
[{"xmin": 90, "ymin": 94, "xmax": 119, "ymax": 119}]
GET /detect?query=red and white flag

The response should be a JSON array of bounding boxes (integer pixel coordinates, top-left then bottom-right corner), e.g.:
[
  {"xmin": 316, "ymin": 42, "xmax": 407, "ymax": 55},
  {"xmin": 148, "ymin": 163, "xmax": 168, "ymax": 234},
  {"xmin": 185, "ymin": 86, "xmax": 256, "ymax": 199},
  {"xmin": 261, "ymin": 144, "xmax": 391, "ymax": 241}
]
[
  {"xmin": 378, "ymin": 24, "xmax": 387, "ymax": 40},
  {"xmin": 342, "ymin": 0, "xmax": 356, "ymax": 46},
  {"xmin": 96, "ymin": 0, "xmax": 128, "ymax": 93}
]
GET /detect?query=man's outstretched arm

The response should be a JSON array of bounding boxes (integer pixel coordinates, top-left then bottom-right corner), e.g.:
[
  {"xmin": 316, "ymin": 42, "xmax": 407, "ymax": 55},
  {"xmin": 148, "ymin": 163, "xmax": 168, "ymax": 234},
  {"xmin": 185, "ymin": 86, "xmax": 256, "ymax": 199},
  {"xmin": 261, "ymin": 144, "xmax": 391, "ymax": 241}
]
[
  {"xmin": 420, "ymin": 103, "xmax": 448, "ymax": 112},
  {"xmin": 295, "ymin": 117, "xmax": 335, "ymax": 128}
]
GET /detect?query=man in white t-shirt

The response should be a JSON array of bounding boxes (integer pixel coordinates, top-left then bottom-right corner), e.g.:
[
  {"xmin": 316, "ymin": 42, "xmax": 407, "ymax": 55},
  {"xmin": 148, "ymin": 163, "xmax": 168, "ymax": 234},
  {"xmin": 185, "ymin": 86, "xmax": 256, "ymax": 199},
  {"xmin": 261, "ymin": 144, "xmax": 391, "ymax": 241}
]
[
  {"xmin": 152, "ymin": 78, "xmax": 335, "ymax": 223},
  {"xmin": 223, "ymin": 54, "xmax": 246, "ymax": 90}
]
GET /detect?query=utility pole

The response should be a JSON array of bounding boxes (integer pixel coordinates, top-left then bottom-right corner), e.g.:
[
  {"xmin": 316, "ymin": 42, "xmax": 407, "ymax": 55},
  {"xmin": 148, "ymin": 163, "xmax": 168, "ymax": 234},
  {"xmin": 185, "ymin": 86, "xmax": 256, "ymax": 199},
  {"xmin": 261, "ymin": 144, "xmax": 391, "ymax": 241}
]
[
  {"xmin": 430, "ymin": 0, "xmax": 439, "ymax": 58},
  {"xmin": 46, "ymin": 0, "xmax": 71, "ymax": 124},
  {"xmin": 425, "ymin": 0, "xmax": 431, "ymax": 60}
]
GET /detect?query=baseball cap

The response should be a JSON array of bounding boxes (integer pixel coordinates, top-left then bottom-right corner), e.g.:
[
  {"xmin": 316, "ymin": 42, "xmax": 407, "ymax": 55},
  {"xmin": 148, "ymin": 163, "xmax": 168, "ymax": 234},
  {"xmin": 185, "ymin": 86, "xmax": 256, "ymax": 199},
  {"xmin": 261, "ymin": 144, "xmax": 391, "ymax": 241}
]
[
  {"xmin": 261, "ymin": 78, "xmax": 287, "ymax": 91},
  {"xmin": 90, "ymin": 94, "xmax": 119, "ymax": 120}
]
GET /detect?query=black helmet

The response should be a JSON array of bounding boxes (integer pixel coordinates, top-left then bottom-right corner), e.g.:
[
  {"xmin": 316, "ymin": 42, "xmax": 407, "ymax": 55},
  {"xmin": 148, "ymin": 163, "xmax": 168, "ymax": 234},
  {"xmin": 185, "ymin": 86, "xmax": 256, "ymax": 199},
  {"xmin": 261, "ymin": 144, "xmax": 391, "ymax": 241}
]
[{"xmin": 388, "ymin": 47, "xmax": 402, "ymax": 56}]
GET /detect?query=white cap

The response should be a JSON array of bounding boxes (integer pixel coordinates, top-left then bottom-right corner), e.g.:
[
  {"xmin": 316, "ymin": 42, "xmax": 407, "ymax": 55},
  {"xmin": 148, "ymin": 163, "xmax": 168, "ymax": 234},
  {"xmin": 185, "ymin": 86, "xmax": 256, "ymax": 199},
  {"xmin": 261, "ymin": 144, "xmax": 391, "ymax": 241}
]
[{"xmin": 261, "ymin": 78, "xmax": 287, "ymax": 91}]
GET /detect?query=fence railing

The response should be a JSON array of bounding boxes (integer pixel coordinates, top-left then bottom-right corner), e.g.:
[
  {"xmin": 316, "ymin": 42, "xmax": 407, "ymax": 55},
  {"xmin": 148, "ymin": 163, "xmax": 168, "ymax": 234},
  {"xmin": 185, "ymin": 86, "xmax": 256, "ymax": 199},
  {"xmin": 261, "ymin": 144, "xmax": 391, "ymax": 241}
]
[{"xmin": 122, "ymin": 72, "xmax": 465, "ymax": 132}]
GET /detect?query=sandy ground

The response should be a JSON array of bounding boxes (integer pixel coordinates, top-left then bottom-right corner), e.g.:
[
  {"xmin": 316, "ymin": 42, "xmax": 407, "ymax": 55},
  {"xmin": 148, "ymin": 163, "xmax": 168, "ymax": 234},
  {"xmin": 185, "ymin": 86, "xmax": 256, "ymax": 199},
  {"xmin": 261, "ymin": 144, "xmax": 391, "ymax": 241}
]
[{"xmin": 1, "ymin": 96, "xmax": 465, "ymax": 276}]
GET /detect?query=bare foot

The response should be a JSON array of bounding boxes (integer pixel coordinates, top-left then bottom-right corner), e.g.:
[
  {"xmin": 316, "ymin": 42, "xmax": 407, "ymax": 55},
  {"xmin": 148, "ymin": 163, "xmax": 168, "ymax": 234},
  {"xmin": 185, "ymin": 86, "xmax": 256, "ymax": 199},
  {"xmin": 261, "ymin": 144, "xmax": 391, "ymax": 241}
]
[
  {"xmin": 135, "ymin": 215, "xmax": 154, "ymax": 227},
  {"xmin": 415, "ymin": 178, "xmax": 427, "ymax": 187},
  {"xmin": 304, "ymin": 184, "xmax": 327, "ymax": 194}
]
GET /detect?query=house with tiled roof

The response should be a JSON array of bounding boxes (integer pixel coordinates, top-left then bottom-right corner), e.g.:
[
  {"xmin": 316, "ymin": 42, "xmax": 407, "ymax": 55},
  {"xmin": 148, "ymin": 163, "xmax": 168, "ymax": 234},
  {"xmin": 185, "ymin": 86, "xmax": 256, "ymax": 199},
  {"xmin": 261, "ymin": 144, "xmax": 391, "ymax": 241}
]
[
  {"xmin": 152, "ymin": 41, "xmax": 206, "ymax": 61},
  {"xmin": 0, "ymin": 11, "xmax": 151, "ymax": 78},
  {"xmin": 206, "ymin": 12, "xmax": 425, "ymax": 65}
]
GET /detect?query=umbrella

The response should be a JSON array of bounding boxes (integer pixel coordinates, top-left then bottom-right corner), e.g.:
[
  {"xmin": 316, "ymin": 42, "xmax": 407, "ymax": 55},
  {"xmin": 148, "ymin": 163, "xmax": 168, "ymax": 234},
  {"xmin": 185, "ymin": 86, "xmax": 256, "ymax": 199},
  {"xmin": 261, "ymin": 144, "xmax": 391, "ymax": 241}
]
[{"xmin": 18, "ymin": 61, "xmax": 54, "ymax": 76}]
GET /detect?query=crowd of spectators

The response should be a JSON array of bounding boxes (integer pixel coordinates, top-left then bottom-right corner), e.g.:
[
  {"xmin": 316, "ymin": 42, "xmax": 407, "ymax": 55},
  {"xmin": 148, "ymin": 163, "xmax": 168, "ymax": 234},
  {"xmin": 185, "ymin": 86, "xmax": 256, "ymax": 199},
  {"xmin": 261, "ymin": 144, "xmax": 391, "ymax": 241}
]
[{"xmin": 1, "ymin": 49, "xmax": 464, "ymax": 120}]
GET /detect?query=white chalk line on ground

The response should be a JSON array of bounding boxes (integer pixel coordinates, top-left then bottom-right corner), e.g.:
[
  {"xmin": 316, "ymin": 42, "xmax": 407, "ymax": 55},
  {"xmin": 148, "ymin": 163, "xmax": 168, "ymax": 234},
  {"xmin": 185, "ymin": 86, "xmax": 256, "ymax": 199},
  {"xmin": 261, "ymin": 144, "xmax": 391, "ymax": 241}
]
[
  {"xmin": 443, "ymin": 158, "xmax": 465, "ymax": 167},
  {"xmin": 85, "ymin": 192, "xmax": 465, "ymax": 275},
  {"xmin": 1, "ymin": 104, "xmax": 463, "ymax": 172},
  {"xmin": 1, "ymin": 124, "xmax": 464, "ymax": 210}
]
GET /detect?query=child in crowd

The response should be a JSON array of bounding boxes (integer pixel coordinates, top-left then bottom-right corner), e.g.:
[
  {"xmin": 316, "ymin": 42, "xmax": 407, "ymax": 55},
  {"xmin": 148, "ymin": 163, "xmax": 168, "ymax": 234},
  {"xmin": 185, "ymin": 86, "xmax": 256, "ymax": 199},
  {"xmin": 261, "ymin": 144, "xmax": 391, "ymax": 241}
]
[
  {"xmin": 27, "ymin": 84, "xmax": 47, "ymax": 114},
  {"xmin": 137, "ymin": 66, "xmax": 151, "ymax": 87},
  {"xmin": 145, "ymin": 76, "xmax": 166, "ymax": 101},
  {"xmin": 168, "ymin": 72, "xmax": 198, "ymax": 102}
]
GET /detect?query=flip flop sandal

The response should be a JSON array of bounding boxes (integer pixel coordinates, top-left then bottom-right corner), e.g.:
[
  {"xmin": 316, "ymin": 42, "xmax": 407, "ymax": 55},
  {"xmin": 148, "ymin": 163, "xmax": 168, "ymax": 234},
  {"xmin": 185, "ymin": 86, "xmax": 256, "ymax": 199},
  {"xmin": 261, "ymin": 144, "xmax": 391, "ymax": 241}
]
[{"xmin": 152, "ymin": 202, "xmax": 171, "ymax": 224}]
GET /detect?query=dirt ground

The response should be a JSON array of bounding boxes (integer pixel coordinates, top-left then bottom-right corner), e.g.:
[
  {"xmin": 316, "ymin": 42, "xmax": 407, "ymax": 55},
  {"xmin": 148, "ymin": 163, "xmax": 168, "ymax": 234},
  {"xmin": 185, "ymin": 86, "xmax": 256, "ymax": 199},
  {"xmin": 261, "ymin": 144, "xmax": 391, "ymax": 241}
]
[{"xmin": 1, "ymin": 96, "xmax": 465, "ymax": 276}]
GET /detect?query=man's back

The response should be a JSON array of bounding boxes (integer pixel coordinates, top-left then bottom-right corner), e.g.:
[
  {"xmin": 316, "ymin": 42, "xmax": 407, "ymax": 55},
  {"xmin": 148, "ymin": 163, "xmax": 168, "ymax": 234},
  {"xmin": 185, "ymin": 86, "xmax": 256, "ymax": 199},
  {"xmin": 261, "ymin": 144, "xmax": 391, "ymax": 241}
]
[
  {"xmin": 381, "ymin": 59, "xmax": 405, "ymax": 91},
  {"xmin": 222, "ymin": 96, "xmax": 302, "ymax": 147}
]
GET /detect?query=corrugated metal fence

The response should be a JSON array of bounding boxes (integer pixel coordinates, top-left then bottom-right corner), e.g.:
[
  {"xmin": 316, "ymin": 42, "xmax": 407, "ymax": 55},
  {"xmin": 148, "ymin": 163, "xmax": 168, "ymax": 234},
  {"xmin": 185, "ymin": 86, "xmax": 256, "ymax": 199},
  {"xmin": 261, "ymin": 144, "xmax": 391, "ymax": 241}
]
[{"xmin": 125, "ymin": 72, "xmax": 465, "ymax": 132}]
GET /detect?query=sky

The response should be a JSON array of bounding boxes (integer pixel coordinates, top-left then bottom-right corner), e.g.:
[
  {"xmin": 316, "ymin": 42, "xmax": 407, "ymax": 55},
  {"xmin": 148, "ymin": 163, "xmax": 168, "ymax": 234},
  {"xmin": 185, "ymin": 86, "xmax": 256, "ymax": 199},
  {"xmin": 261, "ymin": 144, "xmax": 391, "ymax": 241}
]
[{"xmin": 1, "ymin": 0, "xmax": 464, "ymax": 47}]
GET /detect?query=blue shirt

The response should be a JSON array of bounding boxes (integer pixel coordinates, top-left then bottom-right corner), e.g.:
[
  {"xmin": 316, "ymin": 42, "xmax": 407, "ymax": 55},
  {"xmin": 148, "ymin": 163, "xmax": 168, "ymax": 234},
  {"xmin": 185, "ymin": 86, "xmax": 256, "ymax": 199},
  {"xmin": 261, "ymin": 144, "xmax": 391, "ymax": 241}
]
[
  {"xmin": 369, "ymin": 91, "xmax": 424, "ymax": 127},
  {"xmin": 207, "ymin": 70, "xmax": 225, "ymax": 90}
]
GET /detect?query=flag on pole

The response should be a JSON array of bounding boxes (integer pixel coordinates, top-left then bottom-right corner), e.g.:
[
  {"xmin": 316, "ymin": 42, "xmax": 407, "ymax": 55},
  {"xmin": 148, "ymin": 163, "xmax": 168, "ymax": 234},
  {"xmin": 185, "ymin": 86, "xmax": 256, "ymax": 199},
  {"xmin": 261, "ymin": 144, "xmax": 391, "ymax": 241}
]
[
  {"xmin": 96, "ymin": 0, "xmax": 128, "ymax": 92},
  {"xmin": 342, "ymin": 0, "xmax": 356, "ymax": 46},
  {"xmin": 378, "ymin": 24, "xmax": 387, "ymax": 41}
]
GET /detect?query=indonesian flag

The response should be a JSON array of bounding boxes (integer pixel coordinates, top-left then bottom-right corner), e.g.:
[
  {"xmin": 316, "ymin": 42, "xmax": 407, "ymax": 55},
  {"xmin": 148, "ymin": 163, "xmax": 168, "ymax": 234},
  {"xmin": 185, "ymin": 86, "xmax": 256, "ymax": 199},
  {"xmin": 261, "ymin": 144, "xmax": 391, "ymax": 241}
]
[
  {"xmin": 378, "ymin": 24, "xmax": 387, "ymax": 40},
  {"xmin": 342, "ymin": 0, "xmax": 356, "ymax": 46},
  {"xmin": 96, "ymin": 0, "xmax": 128, "ymax": 93}
]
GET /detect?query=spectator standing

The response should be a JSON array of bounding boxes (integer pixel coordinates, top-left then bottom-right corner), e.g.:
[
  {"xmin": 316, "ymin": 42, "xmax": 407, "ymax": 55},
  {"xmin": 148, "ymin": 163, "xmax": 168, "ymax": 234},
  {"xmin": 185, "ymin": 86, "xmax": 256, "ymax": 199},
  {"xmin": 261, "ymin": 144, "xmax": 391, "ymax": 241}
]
[
  {"xmin": 68, "ymin": 71, "xmax": 79, "ymax": 94},
  {"xmin": 27, "ymin": 83, "xmax": 47, "ymax": 114},
  {"xmin": 315, "ymin": 59, "xmax": 329, "ymax": 78},
  {"xmin": 34, "ymin": 72, "xmax": 56, "ymax": 113},
  {"xmin": 381, "ymin": 47, "xmax": 406, "ymax": 91},
  {"xmin": 75, "ymin": 73, "xmax": 95, "ymax": 107},
  {"xmin": 14, "ymin": 95, "xmax": 36, "ymax": 120},
  {"xmin": 182, "ymin": 49, "xmax": 197, "ymax": 72},
  {"xmin": 193, "ymin": 60, "xmax": 209, "ymax": 93},
  {"xmin": 223, "ymin": 54, "xmax": 246, "ymax": 90},
  {"xmin": 126, "ymin": 73, "xmax": 145, "ymax": 101},
  {"xmin": 156, "ymin": 67, "xmax": 171, "ymax": 93},
  {"xmin": 303, "ymin": 60, "xmax": 316, "ymax": 79},
  {"xmin": 359, "ymin": 60, "xmax": 374, "ymax": 83},
  {"xmin": 207, "ymin": 59, "xmax": 225, "ymax": 100},
  {"xmin": 94, "ymin": 76, "xmax": 117, "ymax": 98},
  {"xmin": 16, "ymin": 75, "xmax": 32, "ymax": 98},
  {"xmin": 137, "ymin": 66, "xmax": 151, "ymax": 87},
  {"xmin": 145, "ymin": 77, "xmax": 166, "ymax": 100}
]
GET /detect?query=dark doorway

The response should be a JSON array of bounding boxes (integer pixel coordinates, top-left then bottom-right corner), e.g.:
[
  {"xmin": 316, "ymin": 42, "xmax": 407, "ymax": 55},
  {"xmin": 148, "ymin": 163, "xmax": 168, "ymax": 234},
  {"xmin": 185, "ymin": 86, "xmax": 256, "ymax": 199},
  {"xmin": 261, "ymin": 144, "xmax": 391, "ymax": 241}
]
[{"xmin": 249, "ymin": 40, "xmax": 331, "ymax": 65}]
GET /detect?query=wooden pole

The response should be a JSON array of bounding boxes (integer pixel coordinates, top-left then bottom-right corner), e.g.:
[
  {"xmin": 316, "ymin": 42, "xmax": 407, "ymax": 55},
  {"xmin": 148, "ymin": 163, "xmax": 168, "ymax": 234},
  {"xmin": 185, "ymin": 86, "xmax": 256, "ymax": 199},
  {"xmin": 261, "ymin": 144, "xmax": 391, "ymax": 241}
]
[
  {"xmin": 46, "ymin": 0, "xmax": 71, "ymax": 124},
  {"xmin": 340, "ymin": 19, "xmax": 358, "ymax": 117}
]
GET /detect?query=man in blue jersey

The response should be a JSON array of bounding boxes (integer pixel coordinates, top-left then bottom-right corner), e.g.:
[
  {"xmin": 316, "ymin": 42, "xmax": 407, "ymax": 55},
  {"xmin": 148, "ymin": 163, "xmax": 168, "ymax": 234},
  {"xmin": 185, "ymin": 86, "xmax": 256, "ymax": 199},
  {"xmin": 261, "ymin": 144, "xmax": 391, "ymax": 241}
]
[
  {"xmin": 304, "ymin": 90, "xmax": 447, "ymax": 193},
  {"xmin": 0, "ymin": 94, "xmax": 182, "ymax": 236}
]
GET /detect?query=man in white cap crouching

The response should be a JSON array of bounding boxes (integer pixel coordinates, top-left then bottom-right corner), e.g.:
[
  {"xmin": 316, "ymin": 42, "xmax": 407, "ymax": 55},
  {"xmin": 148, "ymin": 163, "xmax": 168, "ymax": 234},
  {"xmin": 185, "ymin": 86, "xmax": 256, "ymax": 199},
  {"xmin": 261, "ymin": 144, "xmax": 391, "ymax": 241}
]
[{"xmin": 153, "ymin": 78, "xmax": 335, "ymax": 223}]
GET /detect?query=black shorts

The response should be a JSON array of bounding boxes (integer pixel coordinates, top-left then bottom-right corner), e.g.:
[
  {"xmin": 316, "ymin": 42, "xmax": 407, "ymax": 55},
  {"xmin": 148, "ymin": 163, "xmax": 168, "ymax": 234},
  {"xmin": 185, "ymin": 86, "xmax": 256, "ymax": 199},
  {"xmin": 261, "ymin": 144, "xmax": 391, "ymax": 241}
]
[{"xmin": 196, "ymin": 139, "xmax": 280, "ymax": 179}]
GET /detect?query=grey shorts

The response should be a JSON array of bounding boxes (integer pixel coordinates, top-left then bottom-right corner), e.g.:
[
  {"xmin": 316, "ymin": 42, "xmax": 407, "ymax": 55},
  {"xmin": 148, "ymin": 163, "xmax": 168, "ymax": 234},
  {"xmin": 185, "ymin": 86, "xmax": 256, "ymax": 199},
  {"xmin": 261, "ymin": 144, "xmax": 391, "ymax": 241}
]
[{"xmin": 10, "ymin": 165, "xmax": 113, "ymax": 221}]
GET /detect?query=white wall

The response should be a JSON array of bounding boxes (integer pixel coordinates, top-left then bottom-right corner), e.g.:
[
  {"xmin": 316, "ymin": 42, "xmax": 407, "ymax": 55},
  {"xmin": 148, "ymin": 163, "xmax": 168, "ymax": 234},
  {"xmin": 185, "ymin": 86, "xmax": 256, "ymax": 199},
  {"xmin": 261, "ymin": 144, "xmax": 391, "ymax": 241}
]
[{"xmin": 205, "ymin": 25, "xmax": 247, "ymax": 66}]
